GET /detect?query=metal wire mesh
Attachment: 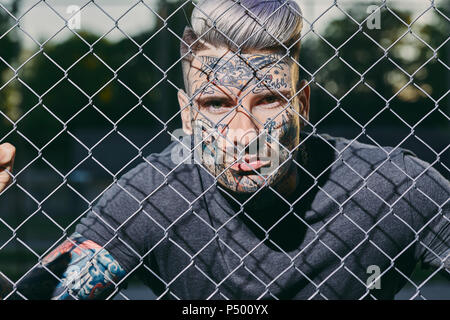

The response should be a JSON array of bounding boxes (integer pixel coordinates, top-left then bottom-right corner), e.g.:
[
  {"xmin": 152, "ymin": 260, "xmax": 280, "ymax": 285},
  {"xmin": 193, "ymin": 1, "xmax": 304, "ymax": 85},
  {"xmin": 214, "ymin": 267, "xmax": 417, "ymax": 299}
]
[{"xmin": 0, "ymin": 0, "xmax": 448, "ymax": 300}]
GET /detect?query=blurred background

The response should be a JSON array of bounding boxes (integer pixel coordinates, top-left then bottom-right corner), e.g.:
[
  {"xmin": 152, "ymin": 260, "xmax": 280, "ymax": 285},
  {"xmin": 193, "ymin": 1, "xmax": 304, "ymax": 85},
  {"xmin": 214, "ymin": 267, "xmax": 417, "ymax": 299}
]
[{"xmin": 0, "ymin": 0, "xmax": 448, "ymax": 299}]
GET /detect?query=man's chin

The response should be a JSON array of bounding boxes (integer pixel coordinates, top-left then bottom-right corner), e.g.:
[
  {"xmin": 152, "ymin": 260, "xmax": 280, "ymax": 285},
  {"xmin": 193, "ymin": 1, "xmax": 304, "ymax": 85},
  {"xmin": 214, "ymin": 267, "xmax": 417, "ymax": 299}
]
[
  {"xmin": 223, "ymin": 175, "xmax": 266, "ymax": 194},
  {"xmin": 216, "ymin": 168, "xmax": 288, "ymax": 194}
]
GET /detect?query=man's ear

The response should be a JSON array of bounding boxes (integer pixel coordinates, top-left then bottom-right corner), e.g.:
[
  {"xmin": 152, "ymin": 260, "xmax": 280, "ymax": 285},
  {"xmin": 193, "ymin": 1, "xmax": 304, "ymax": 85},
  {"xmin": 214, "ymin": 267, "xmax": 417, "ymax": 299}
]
[
  {"xmin": 178, "ymin": 89, "xmax": 192, "ymax": 135},
  {"xmin": 297, "ymin": 79, "xmax": 310, "ymax": 127}
]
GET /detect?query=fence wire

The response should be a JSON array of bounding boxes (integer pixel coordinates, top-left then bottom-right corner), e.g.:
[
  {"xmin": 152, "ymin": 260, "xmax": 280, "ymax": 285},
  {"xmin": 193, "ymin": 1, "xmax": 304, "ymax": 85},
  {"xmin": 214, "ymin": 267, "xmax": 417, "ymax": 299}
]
[{"xmin": 0, "ymin": 0, "xmax": 449, "ymax": 300}]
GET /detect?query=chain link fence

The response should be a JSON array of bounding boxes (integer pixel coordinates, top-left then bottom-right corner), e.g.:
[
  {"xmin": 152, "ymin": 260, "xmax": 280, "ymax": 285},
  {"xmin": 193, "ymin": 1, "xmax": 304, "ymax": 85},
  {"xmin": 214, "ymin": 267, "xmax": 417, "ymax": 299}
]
[{"xmin": 0, "ymin": 0, "xmax": 449, "ymax": 300}]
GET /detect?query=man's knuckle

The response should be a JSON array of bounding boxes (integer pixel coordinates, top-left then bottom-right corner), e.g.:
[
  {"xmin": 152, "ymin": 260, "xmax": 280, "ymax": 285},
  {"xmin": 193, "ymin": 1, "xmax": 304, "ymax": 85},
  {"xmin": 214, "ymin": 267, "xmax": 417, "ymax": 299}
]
[{"xmin": 0, "ymin": 143, "xmax": 16, "ymax": 159}]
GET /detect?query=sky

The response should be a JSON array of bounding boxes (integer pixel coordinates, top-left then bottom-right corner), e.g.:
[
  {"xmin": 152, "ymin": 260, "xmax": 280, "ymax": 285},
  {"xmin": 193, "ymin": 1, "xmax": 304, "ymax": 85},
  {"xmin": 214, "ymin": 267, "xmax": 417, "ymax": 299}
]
[{"xmin": 1, "ymin": 0, "xmax": 444, "ymax": 49}]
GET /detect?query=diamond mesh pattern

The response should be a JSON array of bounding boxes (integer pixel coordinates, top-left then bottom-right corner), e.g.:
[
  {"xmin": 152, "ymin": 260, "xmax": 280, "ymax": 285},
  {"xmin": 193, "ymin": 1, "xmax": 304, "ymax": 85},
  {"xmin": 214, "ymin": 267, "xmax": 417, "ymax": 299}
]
[{"xmin": 0, "ymin": 0, "xmax": 448, "ymax": 300}]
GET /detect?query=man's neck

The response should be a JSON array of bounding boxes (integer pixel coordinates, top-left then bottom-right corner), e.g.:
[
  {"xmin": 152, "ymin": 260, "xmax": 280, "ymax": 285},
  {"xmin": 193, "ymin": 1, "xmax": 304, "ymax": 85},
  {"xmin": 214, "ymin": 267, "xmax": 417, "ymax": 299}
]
[
  {"xmin": 220, "ymin": 160, "xmax": 300, "ymax": 226},
  {"xmin": 273, "ymin": 160, "xmax": 299, "ymax": 200}
]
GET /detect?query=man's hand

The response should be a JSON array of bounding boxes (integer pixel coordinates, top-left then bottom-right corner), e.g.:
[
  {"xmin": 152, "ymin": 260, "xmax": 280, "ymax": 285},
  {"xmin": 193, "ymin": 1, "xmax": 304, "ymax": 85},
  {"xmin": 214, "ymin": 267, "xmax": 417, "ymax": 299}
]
[
  {"xmin": 12, "ymin": 232, "xmax": 127, "ymax": 300},
  {"xmin": 0, "ymin": 143, "xmax": 16, "ymax": 193}
]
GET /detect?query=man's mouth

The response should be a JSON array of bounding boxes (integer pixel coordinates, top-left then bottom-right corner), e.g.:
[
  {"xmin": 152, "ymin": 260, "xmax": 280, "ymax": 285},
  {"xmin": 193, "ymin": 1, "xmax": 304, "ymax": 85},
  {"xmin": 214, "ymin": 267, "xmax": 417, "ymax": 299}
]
[{"xmin": 229, "ymin": 155, "xmax": 271, "ymax": 173}]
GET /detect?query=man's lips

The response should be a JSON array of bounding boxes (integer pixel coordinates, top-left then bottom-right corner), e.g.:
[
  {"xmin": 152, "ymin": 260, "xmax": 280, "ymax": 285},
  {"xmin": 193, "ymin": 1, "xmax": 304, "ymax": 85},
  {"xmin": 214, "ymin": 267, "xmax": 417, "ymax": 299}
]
[{"xmin": 229, "ymin": 157, "xmax": 271, "ymax": 172}]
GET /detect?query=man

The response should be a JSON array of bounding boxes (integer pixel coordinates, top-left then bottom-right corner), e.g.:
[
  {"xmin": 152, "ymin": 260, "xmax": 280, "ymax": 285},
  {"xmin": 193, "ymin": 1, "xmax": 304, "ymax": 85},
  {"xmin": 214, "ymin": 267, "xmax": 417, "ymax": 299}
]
[{"xmin": 0, "ymin": 0, "xmax": 449, "ymax": 300}]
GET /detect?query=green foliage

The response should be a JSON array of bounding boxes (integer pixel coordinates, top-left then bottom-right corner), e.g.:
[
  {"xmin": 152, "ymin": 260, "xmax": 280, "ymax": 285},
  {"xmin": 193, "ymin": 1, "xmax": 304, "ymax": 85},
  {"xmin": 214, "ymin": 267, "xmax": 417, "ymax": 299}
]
[
  {"xmin": 4, "ymin": 1, "xmax": 192, "ymax": 167},
  {"xmin": 0, "ymin": 0, "xmax": 22, "ymax": 122},
  {"xmin": 299, "ymin": 5, "xmax": 449, "ymax": 129}
]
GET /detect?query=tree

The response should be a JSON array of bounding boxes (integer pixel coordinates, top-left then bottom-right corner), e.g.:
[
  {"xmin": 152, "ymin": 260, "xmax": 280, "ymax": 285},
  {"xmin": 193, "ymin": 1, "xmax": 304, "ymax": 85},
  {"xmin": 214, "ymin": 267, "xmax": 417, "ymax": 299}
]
[
  {"xmin": 299, "ymin": 4, "xmax": 449, "ymax": 129},
  {"xmin": 0, "ymin": 0, "xmax": 22, "ymax": 125}
]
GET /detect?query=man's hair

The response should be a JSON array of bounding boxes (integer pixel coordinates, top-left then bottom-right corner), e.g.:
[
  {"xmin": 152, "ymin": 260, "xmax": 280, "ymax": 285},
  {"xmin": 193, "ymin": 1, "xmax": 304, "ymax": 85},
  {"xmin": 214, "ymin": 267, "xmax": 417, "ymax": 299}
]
[{"xmin": 180, "ymin": 0, "xmax": 304, "ymax": 95}]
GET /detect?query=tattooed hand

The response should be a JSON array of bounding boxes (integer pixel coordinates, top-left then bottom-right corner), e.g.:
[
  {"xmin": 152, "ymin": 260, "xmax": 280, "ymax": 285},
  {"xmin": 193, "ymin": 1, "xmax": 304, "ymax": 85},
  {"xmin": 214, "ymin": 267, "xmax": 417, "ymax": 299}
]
[{"xmin": 4, "ymin": 233, "xmax": 127, "ymax": 300}]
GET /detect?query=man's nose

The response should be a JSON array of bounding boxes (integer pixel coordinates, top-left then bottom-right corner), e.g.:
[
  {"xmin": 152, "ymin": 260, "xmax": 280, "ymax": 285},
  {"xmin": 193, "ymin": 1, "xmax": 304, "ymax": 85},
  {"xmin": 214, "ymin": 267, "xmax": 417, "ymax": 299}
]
[{"xmin": 226, "ymin": 104, "xmax": 259, "ymax": 150}]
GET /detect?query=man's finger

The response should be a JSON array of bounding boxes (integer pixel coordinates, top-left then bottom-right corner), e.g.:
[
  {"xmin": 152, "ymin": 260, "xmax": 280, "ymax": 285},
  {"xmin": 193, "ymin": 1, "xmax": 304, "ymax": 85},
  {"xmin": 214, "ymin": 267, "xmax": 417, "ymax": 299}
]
[
  {"xmin": 0, "ymin": 143, "xmax": 16, "ymax": 167},
  {"xmin": 0, "ymin": 143, "xmax": 16, "ymax": 192}
]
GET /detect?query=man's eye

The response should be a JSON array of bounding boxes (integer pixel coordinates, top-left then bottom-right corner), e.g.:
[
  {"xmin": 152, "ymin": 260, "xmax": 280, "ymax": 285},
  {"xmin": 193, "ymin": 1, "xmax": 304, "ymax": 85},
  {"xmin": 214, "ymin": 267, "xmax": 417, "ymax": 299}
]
[
  {"xmin": 203, "ymin": 100, "xmax": 229, "ymax": 113},
  {"xmin": 259, "ymin": 96, "xmax": 283, "ymax": 106},
  {"xmin": 206, "ymin": 101, "xmax": 224, "ymax": 108},
  {"xmin": 261, "ymin": 96, "xmax": 278, "ymax": 104}
]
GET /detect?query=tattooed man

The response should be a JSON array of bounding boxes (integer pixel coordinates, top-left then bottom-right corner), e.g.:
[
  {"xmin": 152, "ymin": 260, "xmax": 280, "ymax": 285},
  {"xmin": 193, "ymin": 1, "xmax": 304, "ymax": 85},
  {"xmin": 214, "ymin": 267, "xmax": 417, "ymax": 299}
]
[{"xmin": 0, "ymin": 0, "xmax": 448, "ymax": 300}]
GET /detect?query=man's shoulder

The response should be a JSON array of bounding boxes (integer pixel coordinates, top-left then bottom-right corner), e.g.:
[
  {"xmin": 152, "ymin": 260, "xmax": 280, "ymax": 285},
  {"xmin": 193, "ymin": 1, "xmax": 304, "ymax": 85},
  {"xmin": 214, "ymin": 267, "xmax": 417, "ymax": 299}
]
[
  {"xmin": 120, "ymin": 141, "xmax": 194, "ymax": 184},
  {"xmin": 316, "ymin": 132, "xmax": 415, "ymax": 163},
  {"xmin": 307, "ymin": 132, "xmax": 417, "ymax": 191},
  {"xmin": 310, "ymin": 132, "xmax": 417, "ymax": 175},
  {"xmin": 105, "ymin": 140, "xmax": 206, "ymax": 204}
]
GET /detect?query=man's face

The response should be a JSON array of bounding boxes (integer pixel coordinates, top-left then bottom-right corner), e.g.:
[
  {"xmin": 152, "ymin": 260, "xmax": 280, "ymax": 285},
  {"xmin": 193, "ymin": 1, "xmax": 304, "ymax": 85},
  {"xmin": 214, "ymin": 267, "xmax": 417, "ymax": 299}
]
[{"xmin": 178, "ymin": 46, "xmax": 310, "ymax": 194}]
